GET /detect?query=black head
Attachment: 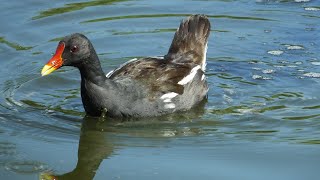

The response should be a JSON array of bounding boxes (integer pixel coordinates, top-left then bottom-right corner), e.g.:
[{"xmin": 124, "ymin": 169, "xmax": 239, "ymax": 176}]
[{"xmin": 41, "ymin": 33, "xmax": 95, "ymax": 76}]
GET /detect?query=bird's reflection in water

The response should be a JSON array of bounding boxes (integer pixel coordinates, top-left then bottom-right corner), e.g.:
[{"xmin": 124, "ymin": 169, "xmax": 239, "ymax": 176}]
[
  {"xmin": 40, "ymin": 116, "xmax": 115, "ymax": 180},
  {"xmin": 40, "ymin": 100, "xmax": 206, "ymax": 180}
]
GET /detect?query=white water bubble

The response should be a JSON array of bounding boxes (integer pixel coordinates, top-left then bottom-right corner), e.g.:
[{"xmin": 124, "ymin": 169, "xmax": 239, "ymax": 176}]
[
  {"xmin": 304, "ymin": 7, "xmax": 320, "ymax": 11},
  {"xmin": 223, "ymin": 94, "xmax": 233, "ymax": 104},
  {"xmin": 303, "ymin": 72, "xmax": 320, "ymax": 78},
  {"xmin": 267, "ymin": 50, "xmax": 283, "ymax": 56},
  {"xmin": 162, "ymin": 130, "xmax": 176, "ymax": 137},
  {"xmin": 311, "ymin": 61, "xmax": 320, "ymax": 66},
  {"xmin": 294, "ymin": 0, "xmax": 310, "ymax": 2},
  {"xmin": 252, "ymin": 75, "xmax": 272, "ymax": 80},
  {"xmin": 262, "ymin": 69, "xmax": 275, "ymax": 74},
  {"xmin": 285, "ymin": 45, "xmax": 304, "ymax": 50},
  {"xmin": 5, "ymin": 161, "xmax": 49, "ymax": 174}
]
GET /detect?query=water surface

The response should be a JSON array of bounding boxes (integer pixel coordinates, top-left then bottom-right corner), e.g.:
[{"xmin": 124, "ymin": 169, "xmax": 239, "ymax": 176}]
[{"xmin": 0, "ymin": 0, "xmax": 320, "ymax": 179}]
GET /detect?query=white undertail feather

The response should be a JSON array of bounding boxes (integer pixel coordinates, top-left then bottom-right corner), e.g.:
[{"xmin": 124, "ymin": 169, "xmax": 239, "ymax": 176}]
[
  {"xmin": 160, "ymin": 92, "xmax": 179, "ymax": 99},
  {"xmin": 178, "ymin": 65, "xmax": 201, "ymax": 85},
  {"xmin": 201, "ymin": 74, "xmax": 205, "ymax": 81},
  {"xmin": 164, "ymin": 103, "xmax": 176, "ymax": 109},
  {"xmin": 202, "ymin": 43, "xmax": 208, "ymax": 71},
  {"xmin": 160, "ymin": 92, "xmax": 178, "ymax": 109},
  {"xmin": 160, "ymin": 92, "xmax": 178, "ymax": 103},
  {"xmin": 201, "ymin": 42, "xmax": 207, "ymax": 81}
]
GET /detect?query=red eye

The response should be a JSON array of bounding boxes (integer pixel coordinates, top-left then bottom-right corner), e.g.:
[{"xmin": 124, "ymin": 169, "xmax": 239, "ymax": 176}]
[{"xmin": 70, "ymin": 45, "xmax": 78, "ymax": 53}]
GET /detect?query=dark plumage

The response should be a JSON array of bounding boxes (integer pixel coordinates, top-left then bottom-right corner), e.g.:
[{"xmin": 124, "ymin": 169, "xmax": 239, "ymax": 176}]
[{"xmin": 41, "ymin": 14, "xmax": 211, "ymax": 118}]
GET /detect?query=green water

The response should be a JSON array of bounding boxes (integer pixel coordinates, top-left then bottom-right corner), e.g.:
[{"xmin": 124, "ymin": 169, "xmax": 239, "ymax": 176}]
[{"xmin": 0, "ymin": 0, "xmax": 319, "ymax": 179}]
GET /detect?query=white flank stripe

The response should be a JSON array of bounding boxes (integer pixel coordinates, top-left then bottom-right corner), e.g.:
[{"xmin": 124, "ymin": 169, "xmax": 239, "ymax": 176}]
[
  {"xmin": 125, "ymin": 58, "xmax": 138, "ymax": 63},
  {"xmin": 150, "ymin": 56, "xmax": 164, "ymax": 59},
  {"xmin": 178, "ymin": 65, "xmax": 201, "ymax": 85},
  {"xmin": 105, "ymin": 58, "xmax": 138, "ymax": 78},
  {"xmin": 105, "ymin": 70, "xmax": 115, "ymax": 78},
  {"xmin": 164, "ymin": 103, "xmax": 176, "ymax": 109}
]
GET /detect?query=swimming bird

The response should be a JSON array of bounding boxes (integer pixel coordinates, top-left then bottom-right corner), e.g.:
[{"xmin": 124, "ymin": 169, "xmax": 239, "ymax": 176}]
[{"xmin": 41, "ymin": 14, "xmax": 211, "ymax": 118}]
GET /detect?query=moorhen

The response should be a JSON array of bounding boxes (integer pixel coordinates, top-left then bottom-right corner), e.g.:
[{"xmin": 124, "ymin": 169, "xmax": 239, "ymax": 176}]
[{"xmin": 41, "ymin": 14, "xmax": 211, "ymax": 118}]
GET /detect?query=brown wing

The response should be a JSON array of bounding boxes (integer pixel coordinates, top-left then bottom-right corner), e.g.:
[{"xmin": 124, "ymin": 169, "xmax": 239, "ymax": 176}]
[{"xmin": 108, "ymin": 58, "xmax": 193, "ymax": 95}]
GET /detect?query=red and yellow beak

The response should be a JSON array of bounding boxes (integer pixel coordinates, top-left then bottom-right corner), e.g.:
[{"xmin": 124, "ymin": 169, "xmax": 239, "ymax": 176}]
[{"xmin": 41, "ymin": 42, "xmax": 65, "ymax": 76}]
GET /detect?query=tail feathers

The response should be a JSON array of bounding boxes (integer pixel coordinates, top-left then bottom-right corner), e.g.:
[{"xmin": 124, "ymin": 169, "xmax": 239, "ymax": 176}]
[{"xmin": 165, "ymin": 14, "xmax": 211, "ymax": 70}]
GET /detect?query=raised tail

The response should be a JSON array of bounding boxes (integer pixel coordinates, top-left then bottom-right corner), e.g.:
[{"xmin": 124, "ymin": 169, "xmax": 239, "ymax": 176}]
[{"xmin": 165, "ymin": 14, "xmax": 211, "ymax": 70}]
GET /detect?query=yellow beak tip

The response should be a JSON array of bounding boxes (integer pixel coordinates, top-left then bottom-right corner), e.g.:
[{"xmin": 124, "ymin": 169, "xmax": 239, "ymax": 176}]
[{"xmin": 41, "ymin": 65, "xmax": 56, "ymax": 76}]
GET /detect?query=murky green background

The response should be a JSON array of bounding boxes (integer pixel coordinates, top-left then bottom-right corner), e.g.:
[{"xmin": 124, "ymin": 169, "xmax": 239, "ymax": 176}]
[{"xmin": 0, "ymin": 0, "xmax": 319, "ymax": 179}]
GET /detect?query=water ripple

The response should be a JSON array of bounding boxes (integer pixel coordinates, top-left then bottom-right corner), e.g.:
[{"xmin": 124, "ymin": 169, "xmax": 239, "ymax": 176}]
[
  {"xmin": 82, "ymin": 14, "xmax": 274, "ymax": 23},
  {"xmin": 0, "ymin": 37, "xmax": 33, "ymax": 51},
  {"xmin": 5, "ymin": 161, "xmax": 49, "ymax": 174},
  {"xmin": 0, "ymin": 142, "xmax": 16, "ymax": 157},
  {"xmin": 32, "ymin": 0, "xmax": 129, "ymax": 20},
  {"xmin": 0, "ymin": 1, "xmax": 319, "ymax": 179}
]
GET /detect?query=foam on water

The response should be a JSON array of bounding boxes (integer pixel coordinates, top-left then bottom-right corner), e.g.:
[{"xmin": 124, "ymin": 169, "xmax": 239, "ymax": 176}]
[
  {"xmin": 303, "ymin": 72, "xmax": 320, "ymax": 78},
  {"xmin": 262, "ymin": 69, "xmax": 275, "ymax": 74},
  {"xmin": 304, "ymin": 7, "xmax": 320, "ymax": 11},
  {"xmin": 310, "ymin": 62, "xmax": 320, "ymax": 66},
  {"xmin": 252, "ymin": 75, "xmax": 272, "ymax": 80},
  {"xmin": 5, "ymin": 161, "xmax": 49, "ymax": 174},
  {"xmin": 285, "ymin": 45, "xmax": 304, "ymax": 50},
  {"xmin": 267, "ymin": 50, "xmax": 284, "ymax": 56}
]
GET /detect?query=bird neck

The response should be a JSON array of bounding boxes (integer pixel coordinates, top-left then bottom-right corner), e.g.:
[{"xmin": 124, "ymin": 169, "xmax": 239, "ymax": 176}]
[{"xmin": 78, "ymin": 51, "xmax": 106, "ymax": 85}]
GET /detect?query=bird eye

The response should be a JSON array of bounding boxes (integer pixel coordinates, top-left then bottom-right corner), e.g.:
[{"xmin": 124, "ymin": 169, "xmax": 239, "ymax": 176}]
[{"xmin": 70, "ymin": 45, "xmax": 78, "ymax": 53}]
